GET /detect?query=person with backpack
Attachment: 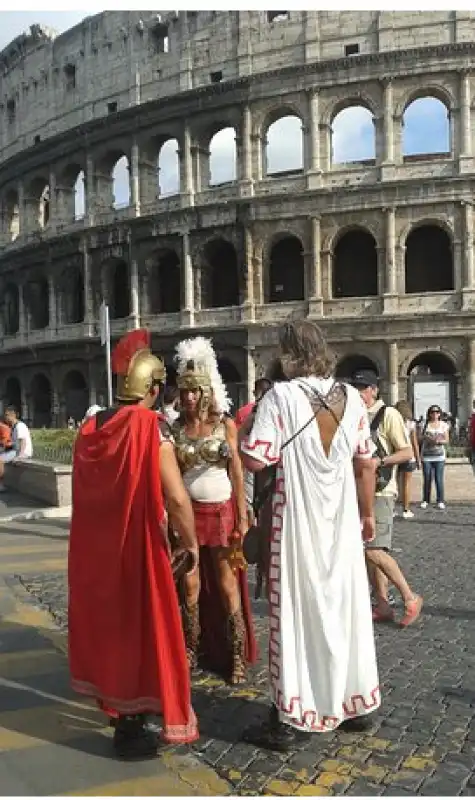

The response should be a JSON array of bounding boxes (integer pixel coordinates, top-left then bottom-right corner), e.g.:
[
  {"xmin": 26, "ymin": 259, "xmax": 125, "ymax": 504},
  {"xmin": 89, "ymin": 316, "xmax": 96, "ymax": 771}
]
[{"xmin": 351, "ymin": 371, "xmax": 423, "ymax": 627}]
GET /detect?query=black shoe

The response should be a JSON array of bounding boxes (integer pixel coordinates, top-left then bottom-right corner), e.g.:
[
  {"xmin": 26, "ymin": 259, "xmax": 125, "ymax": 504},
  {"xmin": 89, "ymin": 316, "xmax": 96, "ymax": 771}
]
[
  {"xmin": 242, "ymin": 705, "xmax": 309, "ymax": 753},
  {"xmin": 339, "ymin": 714, "xmax": 375, "ymax": 733},
  {"xmin": 113, "ymin": 714, "xmax": 159, "ymax": 760}
]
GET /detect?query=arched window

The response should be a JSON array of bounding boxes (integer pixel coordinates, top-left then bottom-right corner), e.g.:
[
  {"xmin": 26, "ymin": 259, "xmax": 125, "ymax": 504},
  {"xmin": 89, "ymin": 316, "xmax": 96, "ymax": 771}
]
[
  {"xmin": 63, "ymin": 370, "xmax": 89, "ymax": 423},
  {"xmin": 158, "ymin": 139, "xmax": 180, "ymax": 196},
  {"xmin": 110, "ymin": 260, "xmax": 130, "ymax": 319},
  {"xmin": 74, "ymin": 171, "xmax": 86, "ymax": 220},
  {"xmin": 332, "ymin": 229, "xmax": 378, "ymax": 298},
  {"xmin": 268, "ymin": 235, "xmax": 305, "ymax": 302},
  {"xmin": 209, "ymin": 128, "xmax": 237, "ymax": 185},
  {"xmin": 331, "ymin": 106, "xmax": 375, "ymax": 164},
  {"xmin": 402, "ymin": 97, "xmax": 450, "ymax": 156},
  {"xmin": 202, "ymin": 239, "xmax": 240, "ymax": 308},
  {"xmin": 112, "ymin": 156, "xmax": 131, "ymax": 209},
  {"xmin": 150, "ymin": 250, "xmax": 181, "ymax": 313},
  {"xmin": 405, "ymin": 225, "xmax": 453, "ymax": 293},
  {"xmin": 264, "ymin": 115, "xmax": 303, "ymax": 175},
  {"xmin": 335, "ymin": 355, "xmax": 379, "ymax": 381},
  {"xmin": 31, "ymin": 373, "xmax": 52, "ymax": 428}
]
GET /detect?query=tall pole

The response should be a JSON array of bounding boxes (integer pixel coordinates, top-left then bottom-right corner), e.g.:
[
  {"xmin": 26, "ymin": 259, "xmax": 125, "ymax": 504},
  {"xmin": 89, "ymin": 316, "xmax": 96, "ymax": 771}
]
[{"xmin": 100, "ymin": 301, "xmax": 113, "ymax": 407}]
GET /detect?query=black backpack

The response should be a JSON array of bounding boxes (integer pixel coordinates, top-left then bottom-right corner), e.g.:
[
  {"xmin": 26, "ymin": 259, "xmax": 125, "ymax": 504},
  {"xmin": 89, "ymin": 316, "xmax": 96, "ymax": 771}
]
[{"xmin": 370, "ymin": 405, "xmax": 393, "ymax": 493}]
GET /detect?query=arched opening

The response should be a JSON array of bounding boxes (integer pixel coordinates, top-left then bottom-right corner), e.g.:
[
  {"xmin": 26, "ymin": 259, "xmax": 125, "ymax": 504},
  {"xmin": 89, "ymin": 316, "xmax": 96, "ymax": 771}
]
[
  {"xmin": 62, "ymin": 268, "xmax": 84, "ymax": 324},
  {"xmin": 405, "ymin": 225, "xmax": 453, "ymax": 294},
  {"xmin": 3, "ymin": 377, "xmax": 21, "ymax": 412},
  {"xmin": 74, "ymin": 171, "xmax": 86, "ymax": 220},
  {"xmin": 110, "ymin": 260, "xmax": 130, "ymax": 319},
  {"xmin": 264, "ymin": 114, "xmax": 303, "ymax": 176},
  {"xmin": 4, "ymin": 190, "xmax": 19, "ymax": 241},
  {"xmin": 158, "ymin": 139, "xmax": 180, "ymax": 196},
  {"xmin": 112, "ymin": 155, "xmax": 130, "ymax": 209},
  {"xmin": 217, "ymin": 358, "xmax": 244, "ymax": 411},
  {"xmin": 39, "ymin": 185, "xmax": 50, "ymax": 228},
  {"xmin": 333, "ymin": 229, "xmax": 378, "ymax": 298},
  {"xmin": 402, "ymin": 97, "xmax": 450, "ymax": 157},
  {"xmin": 150, "ymin": 250, "xmax": 181, "ymax": 314},
  {"xmin": 407, "ymin": 351, "xmax": 457, "ymax": 420},
  {"xmin": 331, "ymin": 106, "xmax": 376, "ymax": 165},
  {"xmin": 31, "ymin": 373, "xmax": 52, "ymax": 428},
  {"xmin": 268, "ymin": 235, "xmax": 305, "ymax": 302},
  {"xmin": 3, "ymin": 283, "xmax": 19, "ymax": 335},
  {"xmin": 203, "ymin": 239, "xmax": 240, "ymax": 308},
  {"xmin": 63, "ymin": 370, "xmax": 88, "ymax": 423},
  {"xmin": 26, "ymin": 278, "xmax": 49, "ymax": 330},
  {"xmin": 335, "ymin": 354, "xmax": 379, "ymax": 381},
  {"xmin": 209, "ymin": 127, "xmax": 237, "ymax": 185}
]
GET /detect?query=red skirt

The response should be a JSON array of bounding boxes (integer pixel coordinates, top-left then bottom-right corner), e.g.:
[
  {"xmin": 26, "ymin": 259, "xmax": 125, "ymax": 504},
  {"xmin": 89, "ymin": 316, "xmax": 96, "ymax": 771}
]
[{"xmin": 192, "ymin": 499, "xmax": 235, "ymax": 548}]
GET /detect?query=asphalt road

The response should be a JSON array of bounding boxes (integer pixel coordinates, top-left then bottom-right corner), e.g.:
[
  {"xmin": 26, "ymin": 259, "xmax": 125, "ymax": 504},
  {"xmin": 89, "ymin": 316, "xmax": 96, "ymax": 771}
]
[{"xmin": 6, "ymin": 502, "xmax": 475, "ymax": 796}]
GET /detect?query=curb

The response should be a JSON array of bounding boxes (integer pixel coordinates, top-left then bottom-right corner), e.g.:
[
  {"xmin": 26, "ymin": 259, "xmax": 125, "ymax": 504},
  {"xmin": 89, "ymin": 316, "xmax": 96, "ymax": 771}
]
[{"xmin": 0, "ymin": 505, "xmax": 71, "ymax": 525}]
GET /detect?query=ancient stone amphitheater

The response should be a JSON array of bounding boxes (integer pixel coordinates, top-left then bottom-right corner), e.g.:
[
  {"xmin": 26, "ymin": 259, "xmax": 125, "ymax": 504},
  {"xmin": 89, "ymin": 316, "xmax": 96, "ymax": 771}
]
[{"xmin": 0, "ymin": 10, "xmax": 474, "ymax": 425}]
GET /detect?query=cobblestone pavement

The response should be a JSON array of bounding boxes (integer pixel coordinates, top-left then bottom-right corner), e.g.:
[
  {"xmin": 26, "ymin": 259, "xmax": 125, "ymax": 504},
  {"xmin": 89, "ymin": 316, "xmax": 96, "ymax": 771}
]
[{"xmin": 16, "ymin": 504, "xmax": 475, "ymax": 796}]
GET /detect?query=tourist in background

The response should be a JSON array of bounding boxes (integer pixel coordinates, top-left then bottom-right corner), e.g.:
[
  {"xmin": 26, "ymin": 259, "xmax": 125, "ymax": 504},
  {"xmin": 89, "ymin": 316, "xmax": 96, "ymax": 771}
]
[
  {"xmin": 163, "ymin": 385, "xmax": 180, "ymax": 425},
  {"xmin": 0, "ymin": 407, "xmax": 33, "ymax": 493},
  {"xmin": 395, "ymin": 400, "xmax": 421, "ymax": 519},
  {"xmin": 420, "ymin": 405, "xmax": 449, "ymax": 509}
]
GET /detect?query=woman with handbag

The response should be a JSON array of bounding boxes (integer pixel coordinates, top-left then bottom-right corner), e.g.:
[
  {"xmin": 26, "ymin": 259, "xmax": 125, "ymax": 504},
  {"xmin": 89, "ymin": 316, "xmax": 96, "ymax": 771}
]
[{"xmin": 171, "ymin": 337, "xmax": 257, "ymax": 685}]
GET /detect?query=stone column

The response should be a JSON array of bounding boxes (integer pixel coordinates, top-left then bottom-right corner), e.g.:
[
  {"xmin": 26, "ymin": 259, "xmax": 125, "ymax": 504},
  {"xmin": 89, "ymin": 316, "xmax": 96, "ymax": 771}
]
[
  {"xmin": 130, "ymin": 140, "xmax": 140, "ymax": 214},
  {"xmin": 241, "ymin": 226, "xmax": 255, "ymax": 323},
  {"xmin": 129, "ymin": 257, "xmax": 139, "ymax": 327},
  {"xmin": 388, "ymin": 341, "xmax": 399, "ymax": 405},
  {"xmin": 246, "ymin": 346, "xmax": 256, "ymax": 403},
  {"xmin": 17, "ymin": 182, "xmax": 26, "ymax": 237},
  {"xmin": 239, "ymin": 104, "xmax": 253, "ymax": 190},
  {"xmin": 382, "ymin": 78, "xmax": 394, "ymax": 164},
  {"xmin": 85, "ymin": 153, "xmax": 95, "ymax": 225},
  {"xmin": 48, "ymin": 170, "xmax": 57, "ymax": 231},
  {"xmin": 385, "ymin": 207, "xmax": 397, "ymax": 295},
  {"xmin": 181, "ymin": 125, "xmax": 194, "ymax": 203},
  {"xmin": 308, "ymin": 216, "xmax": 323, "ymax": 316},
  {"xmin": 305, "ymin": 89, "xmax": 321, "ymax": 189},
  {"xmin": 18, "ymin": 283, "xmax": 26, "ymax": 338},
  {"xmin": 181, "ymin": 231, "xmax": 195, "ymax": 328},
  {"xmin": 467, "ymin": 338, "xmax": 475, "ymax": 422},
  {"xmin": 48, "ymin": 274, "xmax": 57, "ymax": 331},
  {"xmin": 459, "ymin": 70, "xmax": 471, "ymax": 158},
  {"xmin": 82, "ymin": 241, "xmax": 93, "ymax": 326},
  {"xmin": 463, "ymin": 201, "xmax": 475, "ymax": 292}
]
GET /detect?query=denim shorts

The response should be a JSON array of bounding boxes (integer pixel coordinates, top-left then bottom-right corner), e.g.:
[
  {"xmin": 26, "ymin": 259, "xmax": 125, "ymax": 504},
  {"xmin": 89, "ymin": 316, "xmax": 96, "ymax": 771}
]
[{"xmin": 0, "ymin": 450, "xmax": 16, "ymax": 464}]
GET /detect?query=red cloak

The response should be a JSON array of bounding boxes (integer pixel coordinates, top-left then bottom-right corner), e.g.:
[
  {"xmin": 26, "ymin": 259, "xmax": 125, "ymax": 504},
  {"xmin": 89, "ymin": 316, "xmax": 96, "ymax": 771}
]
[{"xmin": 68, "ymin": 405, "xmax": 198, "ymax": 744}]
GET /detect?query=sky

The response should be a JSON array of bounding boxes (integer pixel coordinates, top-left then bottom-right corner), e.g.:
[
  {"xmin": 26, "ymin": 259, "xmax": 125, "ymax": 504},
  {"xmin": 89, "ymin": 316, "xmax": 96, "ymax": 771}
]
[{"xmin": 1, "ymin": 12, "xmax": 450, "ymax": 211}]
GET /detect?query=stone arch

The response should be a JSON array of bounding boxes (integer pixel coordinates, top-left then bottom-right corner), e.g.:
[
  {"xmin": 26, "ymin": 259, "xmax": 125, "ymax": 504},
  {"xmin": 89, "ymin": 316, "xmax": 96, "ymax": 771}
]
[
  {"xmin": 202, "ymin": 239, "xmax": 240, "ymax": 308},
  {"xmin": 30, "ymin": 373, "xmax": 52, "ymax": 428},
  {"xmin": 2, "ymin": 283, "xmax": 19, "ymax": 335},
  {"xmin": 402, "ymin": 93, "xmax": 451, "ymax": 156},
  {"xmin": 149, "ymin": 249, "xmax": 181, "ymax": 314},
  {"xmin": 73, "ymin": 169, "xmax": 86, "ymax": 220},
  {"xmin": 63, "ymin": 369, "xmax": 89, "ymax": 423},
  {"xmin": 4, "ymin": 189, "xmax": 19, "ymax": 241},
  {"xmin": 404, "ymin": 224, "xmax": 453, "ymax": 293},
  {"xmin": 25, "ymin": 276, "xmax": 49, "ymax": 330},
  {"xmin": 209, "ymin": 127, "xmax": 237, "ymax": 185},
  {"xmin": 109, "ymin": 154, "xmax": 130, "ymax": 209},
  {"xmin": 58, "ymin": 164, "xmax": 85, "ymax": 222},
  {"xmin": 332, "ymin": 228, "xmax": 378, "ymax": 298},
  {"xmin": 157, "ymin": 138, "xmax": 180, "ymax": 196},
  {"xmin": 3, "ymin": 376, "xmax": 22, "ymax": 412},
  {"xmin": 268, "ymin": 233, "xmax": 305, "ymax": 302},
  {"xmin": 263, "ymin": 111, "xmax": 304, "ymax": 175},
  {"xmin": 335, "ymin": 354, "xmax": 379, "ymax": 381},
  {"xmin": 330, "ymin": 102, "xmax": 376, "ymax": 165},
  {"xmin": 60, "ymin": 267, "xmax": 84, "ymax": 324},
  {"xmin": 109, "ymin": 259, "xmax": 130, "ymax": 319},
  {"xmin": 406, "ymin": 350, "xmax": 458, "ymax": 419}
]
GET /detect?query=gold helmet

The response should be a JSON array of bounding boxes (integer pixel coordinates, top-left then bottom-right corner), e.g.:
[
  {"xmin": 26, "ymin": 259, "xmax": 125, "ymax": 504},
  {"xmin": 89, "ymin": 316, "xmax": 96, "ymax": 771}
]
[
  {"xmin": 111, "ymin": 329, "xmax": 166, "ymax": 403},
  {"xmin": 175, "ymin": 337, "xmax": 231, "ymax": 416},
  {"xmin": 177, "ymin": 359, "xmax": 213, "ymax": 411}
]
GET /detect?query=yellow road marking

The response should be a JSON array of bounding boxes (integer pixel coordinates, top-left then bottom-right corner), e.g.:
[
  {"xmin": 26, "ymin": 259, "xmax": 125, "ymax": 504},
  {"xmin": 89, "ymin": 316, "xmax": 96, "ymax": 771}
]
[{"xmin": 0, "ymin": 544, "xmax": 67, "ymax": 557}]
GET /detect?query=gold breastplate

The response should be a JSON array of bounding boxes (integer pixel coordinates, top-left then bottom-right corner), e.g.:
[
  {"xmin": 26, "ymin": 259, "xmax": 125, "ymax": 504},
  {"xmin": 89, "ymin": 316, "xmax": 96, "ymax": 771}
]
[{"xmin": 173, "ymin": 420, "xmax": 231, "ymax": 472}]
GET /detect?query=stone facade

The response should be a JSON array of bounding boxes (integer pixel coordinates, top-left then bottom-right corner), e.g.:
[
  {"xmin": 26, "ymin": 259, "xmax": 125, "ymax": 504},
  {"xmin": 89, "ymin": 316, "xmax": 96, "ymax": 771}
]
[{"xmin": 1, "ymin": 11, "xmax": 475, "ymax": 425}]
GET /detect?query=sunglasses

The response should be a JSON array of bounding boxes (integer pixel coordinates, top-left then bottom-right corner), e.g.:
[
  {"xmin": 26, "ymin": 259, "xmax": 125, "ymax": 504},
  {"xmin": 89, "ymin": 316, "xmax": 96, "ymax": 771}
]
[{"xmin": 428, "ymin": 408, "xmax": 441, "ymax": 414}]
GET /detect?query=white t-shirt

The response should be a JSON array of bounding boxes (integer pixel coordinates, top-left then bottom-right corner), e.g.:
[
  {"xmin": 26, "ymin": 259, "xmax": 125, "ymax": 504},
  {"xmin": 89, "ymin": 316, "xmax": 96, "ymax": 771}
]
[{"xmin": 12, "ymin": 421, "xmax": 33, "ymax": 459}]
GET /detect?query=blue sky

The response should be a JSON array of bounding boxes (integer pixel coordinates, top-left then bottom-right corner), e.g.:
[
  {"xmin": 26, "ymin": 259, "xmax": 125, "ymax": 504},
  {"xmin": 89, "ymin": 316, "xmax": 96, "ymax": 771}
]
[{"xmin": 1, "ymin": 12, "xmax": 451, "ymax": 207}]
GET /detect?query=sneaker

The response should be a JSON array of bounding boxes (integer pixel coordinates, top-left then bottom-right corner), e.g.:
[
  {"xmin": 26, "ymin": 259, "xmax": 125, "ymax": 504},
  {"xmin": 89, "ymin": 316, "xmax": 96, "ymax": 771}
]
[
  {"xmin": 437, "ymin": 502, "xmax": 446, "ymax": 510},
  {"xmin": 420, "ymin": 501, "xmax": 428, "ymax": 509},
  {"xmin": 402, "ymin": 509, "xmax": 414, "ymax": 519}
]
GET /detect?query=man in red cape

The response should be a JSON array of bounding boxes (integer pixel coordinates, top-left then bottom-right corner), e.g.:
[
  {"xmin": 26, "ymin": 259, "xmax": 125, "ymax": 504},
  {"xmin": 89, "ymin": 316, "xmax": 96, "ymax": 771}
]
[{"xmin": 68, "ymin": 329, "xmax": 199, "ymax": 759}]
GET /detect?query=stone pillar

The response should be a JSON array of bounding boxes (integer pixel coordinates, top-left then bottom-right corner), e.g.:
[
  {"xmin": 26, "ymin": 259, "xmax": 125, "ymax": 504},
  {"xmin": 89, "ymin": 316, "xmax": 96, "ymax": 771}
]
[
  {"xmin": 453, "ymin": 236, "xmax": 463, "ymax": 292},
  {"xmin": 85, "ymin": 153, "xmax": 95, "ymax": 225},
  {"xmin": 319, "ymin": 123, "xmax": 332, "ymax": 172},
  {"xmin": 385, "ymin": 207, "xmax": 397, "ymax": 295},
  {"xmin": 129, "ymin": 257, "xmax": 139, "ymax": 327},
  {"xmin": 305, "ymin": 89, "xmax": 321, "ymax": 189},
  {"xmin": 48, "ymin": 274, "xmax": 57, "ymax": 330},
  {"xmin": 130, "ymin": 140, "xmax": 140, "ymax": 214},
  {"xmin": 181, "ymin": 231, "xmax": 194, "ymax": 328},
  {"xmin": 82, "ymin": 241, "xmax": 93, "ymax": 326},
  {"xmin": 382, "ymin": 78, "xmax": 394, "ymax": 164},
  {"xmin": 246, "ymin": 346, "xmax": 256, "ymax": 403},
  {"xmin": 463, "ymin": 202, "xmax": 475, "ymax": 302},
  {"xmin": 241, "ymin": 226, "xmax": 255, "ymax": 323},
  {"xmin": 180, "ymin": 125, "xmax": 194, "ymax": 205},
  {"xmin": 240, "ymin": 105, "xmax": 253, "ymax": 184},
  {"xmin": 18, "ymin": 283, "xmax": 26, "ymax": 337},
  {"xmin": 308, "ymin": 216, "xmax": 323, "ymax": 316},
  {"xmin": 459, "ymin": 70, "xmax": 471, "ymax": 159},
  {"xmin": 321, "ymin": 247, "xmax": 332, "ymax": 301},
  {"xmin": 467, "ymin": 338, "xmax": 475, "ymax": 422},
  {"xmin": 388, "ymin": 341, "xmax": 399, "ymax": 405},
  {"xmin": 48, "ymin": 170, "xmax": 57, "ymax": 231},
  {"xmin": 18, "ymin": 182, "xmax": 26, "ymax": 237}
]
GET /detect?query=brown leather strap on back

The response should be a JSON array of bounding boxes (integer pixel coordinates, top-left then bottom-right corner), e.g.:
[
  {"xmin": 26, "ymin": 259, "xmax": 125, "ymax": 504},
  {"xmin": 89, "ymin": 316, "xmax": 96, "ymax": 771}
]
[{"xmin": 300, "ymin": 382, "xmax": 347, "ymax": 457}]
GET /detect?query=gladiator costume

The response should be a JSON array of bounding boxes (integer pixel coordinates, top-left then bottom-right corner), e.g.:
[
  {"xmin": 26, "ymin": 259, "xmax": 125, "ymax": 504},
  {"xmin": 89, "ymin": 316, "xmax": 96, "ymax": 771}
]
[
  {"xmin": 173, "ymin": 336, "xmax": 257, "ymax": 684},
  {"xmin": 68, "ymin": 329, "xmax": 198, "ymax": 759}
]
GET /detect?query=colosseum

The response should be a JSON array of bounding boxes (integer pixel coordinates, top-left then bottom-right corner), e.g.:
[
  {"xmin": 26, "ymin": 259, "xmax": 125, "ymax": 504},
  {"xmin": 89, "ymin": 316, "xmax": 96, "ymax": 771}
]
[{"xmin": 0, "ymin": 10, "xmax": 474, "ymax": 425}]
